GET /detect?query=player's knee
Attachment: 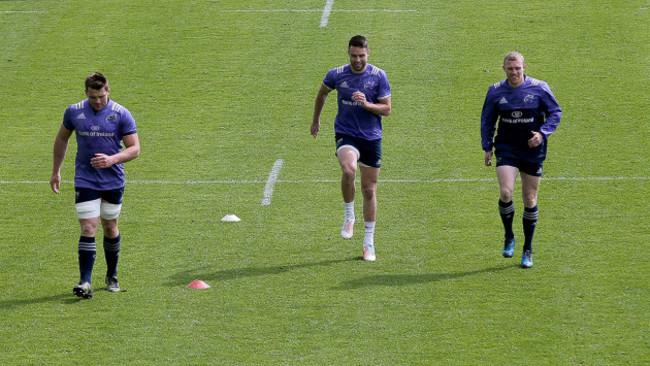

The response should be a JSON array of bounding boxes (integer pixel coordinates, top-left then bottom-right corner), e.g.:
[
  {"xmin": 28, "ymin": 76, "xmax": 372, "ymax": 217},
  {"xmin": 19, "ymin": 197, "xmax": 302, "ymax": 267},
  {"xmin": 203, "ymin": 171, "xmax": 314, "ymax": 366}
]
[
  {"xmin": 100, "ymin": 202, "xmax": 122, "ymax": 220},
  {"xmin": 342, "ymin": 165, "xmax": 357, "ymax": 178},
  {"xmin": 79, "ymin": 220, "xmax": 99, "ymax": 236},
  {"xmin": 81, "ymin": 221, "xmax": 98, "ymax": 231},
  {"xmin": 362, "ymin": 189, "xmax": 376, "ymax": 200},
  {"xmin": 499, "ymin": 188, "xmax": 514, "ymax": 202},
  {"xmin": 102, "ymin": 224, "xmax": 120, "ymax": 238},
  {"xmin": 523, "ymin": 195, "xmax": 537, "ymax": 208},
  {"xmin": 361, "ymin": 184, "xmax": 376, "ymax": 199}
]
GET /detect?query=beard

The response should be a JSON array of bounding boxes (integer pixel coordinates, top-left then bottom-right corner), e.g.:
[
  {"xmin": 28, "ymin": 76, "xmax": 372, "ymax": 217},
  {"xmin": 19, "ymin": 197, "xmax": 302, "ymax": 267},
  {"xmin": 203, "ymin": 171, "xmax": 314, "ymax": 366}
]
[{"xmin": 352, "ymin": 61, "xmax": 366, "ymax": 72}]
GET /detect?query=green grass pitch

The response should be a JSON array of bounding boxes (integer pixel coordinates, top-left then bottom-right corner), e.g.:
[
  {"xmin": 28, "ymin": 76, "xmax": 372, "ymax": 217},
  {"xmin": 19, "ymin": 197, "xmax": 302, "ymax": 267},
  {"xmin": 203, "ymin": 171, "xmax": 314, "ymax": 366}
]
[{"xmin": 0, "ymin": 0, "xmax": 648, "ymax": 364}]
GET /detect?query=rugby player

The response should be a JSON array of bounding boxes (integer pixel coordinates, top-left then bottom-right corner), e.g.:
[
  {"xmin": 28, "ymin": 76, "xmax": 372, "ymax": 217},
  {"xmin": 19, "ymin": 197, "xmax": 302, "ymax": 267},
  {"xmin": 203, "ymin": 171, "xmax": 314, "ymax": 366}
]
[
  {"xmin": 311, "ymin": 35, "xmax": 392, "ymax": 261},
  {"xmin": 481, "ymin": 52, "xmax": 562, "ymax": 268}
]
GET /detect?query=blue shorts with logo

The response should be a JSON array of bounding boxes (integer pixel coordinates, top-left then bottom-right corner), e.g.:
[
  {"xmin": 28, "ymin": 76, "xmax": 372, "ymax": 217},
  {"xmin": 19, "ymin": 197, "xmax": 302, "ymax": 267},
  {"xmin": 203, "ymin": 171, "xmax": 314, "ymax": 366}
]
[
  {"xmin": 335, "ymin": 134, "xmax": 382, "ymax": 168},
  {"xmin": 75, "ymin": 187, "xmax": 124, "ymax": 204},
  {"xmin": 495, "ymin": 154, "xmax": 544, "ymax": 177}
]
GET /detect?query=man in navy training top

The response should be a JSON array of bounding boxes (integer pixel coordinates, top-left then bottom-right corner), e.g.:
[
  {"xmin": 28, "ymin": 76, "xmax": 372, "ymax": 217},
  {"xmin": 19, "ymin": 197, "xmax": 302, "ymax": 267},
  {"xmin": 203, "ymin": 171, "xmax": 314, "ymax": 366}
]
[
  {"xmin": 51, "ymin": 72, "xmax": 140, "ymax": 298},
  {"xmin": 481, "ymin": 51, "xmax": 562, "ymax": 268},
  {"xmin": 311, "ymin": 35, "xmax": 392, "ymax": 262}
]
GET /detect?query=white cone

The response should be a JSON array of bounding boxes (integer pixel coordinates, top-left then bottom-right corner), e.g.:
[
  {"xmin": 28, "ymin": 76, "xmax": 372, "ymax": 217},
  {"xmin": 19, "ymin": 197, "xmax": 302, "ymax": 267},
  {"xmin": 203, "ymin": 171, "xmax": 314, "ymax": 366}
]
[{"xmin": 221, "ymin": 214, "xmax": 241, "ymax": 222}]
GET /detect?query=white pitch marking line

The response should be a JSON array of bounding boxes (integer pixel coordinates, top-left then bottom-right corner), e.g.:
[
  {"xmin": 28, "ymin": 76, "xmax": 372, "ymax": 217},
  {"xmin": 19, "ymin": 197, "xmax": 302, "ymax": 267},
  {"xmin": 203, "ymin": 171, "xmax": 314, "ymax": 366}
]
[
  {"xmin": 261, "ymin": 159, "xmax": 284, "ymax": 206},
  {"xmin": 320, "ymin": 0, "xmax": 334, "ymax": 27},
  {"xmin": 0, "ymin": 11, "xmax": 48, "ymax": 14}
]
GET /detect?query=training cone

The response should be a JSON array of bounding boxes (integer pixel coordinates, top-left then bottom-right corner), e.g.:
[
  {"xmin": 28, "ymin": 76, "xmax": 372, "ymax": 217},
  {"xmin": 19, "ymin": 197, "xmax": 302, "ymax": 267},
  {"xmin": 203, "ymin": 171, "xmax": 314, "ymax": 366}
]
[
  {"xmin": 221, "ymin": 214, "xmax": 241, "ymax": 222},
  {"xmin": 187, "ymin": 280, "xmax": 211, "ymax": 289}
]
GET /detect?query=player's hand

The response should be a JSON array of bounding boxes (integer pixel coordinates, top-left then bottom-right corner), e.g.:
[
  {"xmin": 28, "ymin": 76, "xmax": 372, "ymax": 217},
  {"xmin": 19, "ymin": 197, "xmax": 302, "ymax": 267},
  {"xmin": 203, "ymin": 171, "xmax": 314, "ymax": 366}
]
[
  {"xmin": 91, "ymin": 153, "xmax": 114, "ymax": 169},
  {"xmin": 50, "ymin": 173, "xmax": 61, "ymax": 194},
  {"xmin": 528, "ymin": 131, "xmax": 543, "ymax": 148},
  {"xmin": 484, "ymin": 150, "xmax": 493, "ymax": 166},
  {"xmin": 352, "ymin": 91, "xmax": 367, "ymax": 105},
  {"xmin": 310, "ymin": 121, "xmax": 320, "ymax": 138}
]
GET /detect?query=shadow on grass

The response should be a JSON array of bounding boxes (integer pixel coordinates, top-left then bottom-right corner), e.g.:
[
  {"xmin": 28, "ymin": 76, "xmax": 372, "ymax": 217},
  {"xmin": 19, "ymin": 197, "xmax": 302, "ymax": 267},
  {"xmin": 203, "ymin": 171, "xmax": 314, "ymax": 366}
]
[
  {"xmin": 166, "ymin": 257, "xmax": 359, "ymax": 287},
  {"xmin": 331, "ymin": 264, "xmax": 515, "ymax": 290},
  {"xmin": 0, "ymin": 293, "xmax": 83, "ymax": 311}
]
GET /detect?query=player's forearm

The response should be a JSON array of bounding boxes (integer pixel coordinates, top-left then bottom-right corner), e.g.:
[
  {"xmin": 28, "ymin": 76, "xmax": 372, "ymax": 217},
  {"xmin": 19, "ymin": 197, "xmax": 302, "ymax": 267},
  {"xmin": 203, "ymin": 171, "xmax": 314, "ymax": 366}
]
[
  {"xmin": 313, "ymin": 94, "xmax": 328, "ymax": 123},
  {"xmin": 52, "ymin": 139, "xmax": 68, "ymax": 173},
  {"xmin": 540, "ymin": 111, "xmax": 562, "ymax": 138},
  {"xmin": 480, "ymin": 118, "xmax": 497, "ymax": 151},
  {"xmin": 113, "ymin": 145, "xmax": 140, "ymax": 164},
  {"xmin": 364, "ymin": 102, "xmax": 391, "ymax": 116},
  {"xmin": 363, "ymin": 97, "xmax": 391, "ymax": 116}
]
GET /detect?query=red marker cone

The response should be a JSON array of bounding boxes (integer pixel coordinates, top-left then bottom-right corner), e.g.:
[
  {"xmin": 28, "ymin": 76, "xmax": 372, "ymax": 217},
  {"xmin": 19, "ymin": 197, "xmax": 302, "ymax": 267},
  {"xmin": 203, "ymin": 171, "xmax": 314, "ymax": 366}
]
[{"xmin": 187, "ymin": 280, "xmax": 211, "ymax": 289}]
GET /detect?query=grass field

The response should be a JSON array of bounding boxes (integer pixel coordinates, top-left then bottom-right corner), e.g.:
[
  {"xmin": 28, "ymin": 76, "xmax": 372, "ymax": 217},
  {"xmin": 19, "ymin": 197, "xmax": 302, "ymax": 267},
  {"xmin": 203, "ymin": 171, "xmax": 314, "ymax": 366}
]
[{"xmin": 1, "ymin": 0, "xmax": 648, "ymax": 364}]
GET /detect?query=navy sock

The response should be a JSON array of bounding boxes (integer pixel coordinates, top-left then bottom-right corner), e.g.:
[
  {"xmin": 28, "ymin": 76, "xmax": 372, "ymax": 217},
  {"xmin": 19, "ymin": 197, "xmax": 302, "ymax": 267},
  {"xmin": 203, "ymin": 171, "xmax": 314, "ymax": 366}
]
[
  {"xmin": 498, "ymin": 200, "xmax": 515, "ymax": 240},
  {"xmin": 523, "ymin": 206, "xmax": 539, "ymax": 252},
  {"xmin": 104, "ymin": 234, "xmax": 121, "ymax": 278},
  {"xmin": 78, "ymin": 236, "xmax": 96, "ymax": 284}
]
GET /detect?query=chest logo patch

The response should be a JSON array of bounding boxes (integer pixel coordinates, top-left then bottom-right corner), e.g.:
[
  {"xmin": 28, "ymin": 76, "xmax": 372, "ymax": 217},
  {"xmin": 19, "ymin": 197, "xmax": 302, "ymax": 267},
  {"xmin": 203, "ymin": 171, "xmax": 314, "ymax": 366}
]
[
  {"xmin": 511, "ymin": 111, "xmax": 523, "ymax": 118},
  {"xmin": 524, "ymin": 94, "xmax": 535, "ymax": 103},
  {"xmin": 107, "ymin": 114, "xmax": 118, "ymax": 122}
]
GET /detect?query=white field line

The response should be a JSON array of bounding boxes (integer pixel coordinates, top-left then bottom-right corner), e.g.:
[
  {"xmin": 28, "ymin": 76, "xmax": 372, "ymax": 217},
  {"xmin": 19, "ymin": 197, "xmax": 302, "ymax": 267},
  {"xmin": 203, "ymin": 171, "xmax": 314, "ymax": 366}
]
[
  {"xmin": 3, "ymin": 177, "xmax": 648, "ymax": 185},
  {"xmin": 261, "ymin": 159, "xmax": 284, "ymax": 206},
  {"xmin": 320, "ymin": 0, "xmax": 334, "ymax": 27},
  {"xmin": 0, "ymin": 11, "xmax": 48, "ymax": 14},
  {"xmin": 219, "ymin": 4, "xmax": 418, "ymax": 27}
]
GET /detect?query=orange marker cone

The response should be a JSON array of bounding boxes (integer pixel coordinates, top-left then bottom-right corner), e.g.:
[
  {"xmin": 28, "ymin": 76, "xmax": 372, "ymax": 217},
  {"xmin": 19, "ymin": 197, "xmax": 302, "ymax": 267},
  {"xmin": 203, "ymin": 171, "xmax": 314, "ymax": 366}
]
[{"xmin": 187, "ymin": 280, "xmax": 211, "ymax": 289}]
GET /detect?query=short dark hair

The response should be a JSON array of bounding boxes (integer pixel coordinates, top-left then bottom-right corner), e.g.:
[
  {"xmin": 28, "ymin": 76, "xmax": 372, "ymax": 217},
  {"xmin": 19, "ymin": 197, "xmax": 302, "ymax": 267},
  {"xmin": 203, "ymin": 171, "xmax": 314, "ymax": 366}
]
[
  {"xmin": 503, "ymin": 51, "xmax": 525, "ymax": 66},
  {"xmin": 348, "ymin": 35, "xmax": 368, "ymax": 49},
  {"xmin": 85, "ymin": 72, "xmax": 109, "ymax": 91}
]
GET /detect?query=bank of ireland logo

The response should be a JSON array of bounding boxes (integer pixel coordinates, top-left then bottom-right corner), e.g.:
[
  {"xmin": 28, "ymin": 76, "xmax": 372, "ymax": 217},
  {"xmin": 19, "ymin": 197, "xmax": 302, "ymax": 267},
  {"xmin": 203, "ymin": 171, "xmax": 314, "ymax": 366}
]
[
  {"xmin": 91, "ymin": 125, "xmax": 101, "ymax": 131},
  {"xmin": 524, "ymin": 94, "xmax": 535, "ymax": 103},
  {"xmin": 511, "ymin": 111, "xmax": 523, "ymax": 118},
  {"xmin": 107, "ymin": 114, "xmax": 118, "ymax": 122}
]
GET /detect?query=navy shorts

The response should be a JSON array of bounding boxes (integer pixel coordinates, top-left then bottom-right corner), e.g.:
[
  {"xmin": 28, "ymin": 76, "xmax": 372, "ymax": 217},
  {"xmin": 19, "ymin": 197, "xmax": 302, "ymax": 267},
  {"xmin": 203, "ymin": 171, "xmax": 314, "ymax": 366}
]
[
  {"xmin": 335, "ymin": 134, "xmax": 382, "ymax": 168},
  {"xmin": 75, "ymin": 187, "xmax": 124, "ymax": 204},
  {"xmin": 496, "ymin": 155, "xmax": 544, "ymax": 177}
]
